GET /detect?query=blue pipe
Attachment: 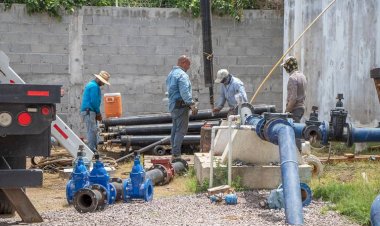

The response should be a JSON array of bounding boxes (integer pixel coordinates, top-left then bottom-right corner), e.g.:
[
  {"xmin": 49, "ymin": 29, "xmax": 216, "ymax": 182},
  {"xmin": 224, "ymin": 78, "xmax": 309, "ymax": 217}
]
[
  {"xmin": 246, "ymin": 116, "xmax": 303, "ymax": 225},
  {"xmin": 371, "ymin": 194, "xmax": 380, "ymax": 226},
  {"xmin": 351, "ymin": 127, "xmax": 380, "ymax": 143},
  {"xmin": 272, "ymin": 122, "xmax": 303, "ymax": 225}
]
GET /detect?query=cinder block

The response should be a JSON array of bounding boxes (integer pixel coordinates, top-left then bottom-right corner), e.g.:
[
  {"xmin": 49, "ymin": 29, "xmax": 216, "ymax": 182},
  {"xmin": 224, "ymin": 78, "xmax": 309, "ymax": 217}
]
[
  {"xmin": 49, "ymin": 44, "xmax": 69, "ymax": 54},
  {"xmin": 41, "ymin": 54, "xmax": 63, "ymax": 64},
  {"xmin": 31, "ymin": 64, "xmax": 52, "ymax": 74},
  {"xmin": 23, "ymin": 54, "xmax": 41, "ymax": 64},
  {"xmin": 40, "ymin": 35, "xmax": 68, "ymax": 45},
  {"xmin": 10, "ymin": 63, "xmax": 31, "ymax": 74},
  {"xmin": 52, "ymin": 64, "xmax": 69, "ymax": 74},
  {"xmin": 31, "ymin": 44, "xmax": 50, "ymax": 53}
]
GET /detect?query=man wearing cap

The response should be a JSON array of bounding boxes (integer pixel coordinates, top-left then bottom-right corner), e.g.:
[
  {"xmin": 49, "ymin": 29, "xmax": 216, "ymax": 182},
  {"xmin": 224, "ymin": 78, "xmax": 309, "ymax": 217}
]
[
  {"xmin": 282, "ymin": 56, "xmax": 307, "ymax": 151},
  {"xmin": 80, "ymin": 71, "xmax": 111, "ymax": 152},
  {"xmin": 166, "ymin": 55, "xmax": 198, "ymax": 160},
  {"xmin": 212, "ymin": 69, "xmax": 248, "ymax": 114}
]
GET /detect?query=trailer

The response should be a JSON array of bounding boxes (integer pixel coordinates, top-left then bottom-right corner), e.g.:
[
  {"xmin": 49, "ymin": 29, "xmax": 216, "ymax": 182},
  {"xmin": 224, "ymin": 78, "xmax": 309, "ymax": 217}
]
[
  {"xmin": 0, "ymin": 84, "xmax": 61, "ymax": 222},
  {"xmin": 0, "ymin": 50, "xmax": 94, "ymax": 160}
]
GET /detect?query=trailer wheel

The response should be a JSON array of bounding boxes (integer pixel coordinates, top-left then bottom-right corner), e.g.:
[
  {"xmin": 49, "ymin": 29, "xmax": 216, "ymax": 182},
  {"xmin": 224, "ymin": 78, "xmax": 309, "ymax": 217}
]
[{"xmin": 0, "ymin": 190, "xmax": 15, "ymax": 215}]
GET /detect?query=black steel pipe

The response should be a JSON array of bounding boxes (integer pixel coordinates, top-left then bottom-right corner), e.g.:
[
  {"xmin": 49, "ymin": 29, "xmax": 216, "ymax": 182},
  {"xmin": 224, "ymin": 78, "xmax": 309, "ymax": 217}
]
[
  {"xmin": 115, "ymin": 136, "xmax": 171, "ymax": 162},
  {"xmin": 172, "ymin": 159, "xmax": 188, "ymax": 174},
  {"xmin": 73, "ymin": 186, "xmax": 106, "ymax": 213},
  {"xmin": 103, "ymin": 110, "xmax": 228, "ymax": 127},
  {"xmin": 111, "ymin": 135, "xmax": 200, "ymax": 146},
  {"xmin": 108, "ymin": 121, "xmax": 220, "ymax": 136},
  {"xmin": 145, "ymin": 168, "xmax": 165, "ymax": 185},
  {"xmin": 103, "ymin": 105, "xmax": 276, "ymax": 128}
]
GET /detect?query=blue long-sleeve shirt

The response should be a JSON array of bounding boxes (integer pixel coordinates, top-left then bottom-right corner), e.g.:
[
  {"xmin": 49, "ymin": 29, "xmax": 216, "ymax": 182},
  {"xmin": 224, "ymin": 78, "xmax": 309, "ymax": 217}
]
[
  {"xmin": 216, "ymin": 76, "xmax": 248, "ymax": 109},
  {"xmin": 166, "ymin": 66, "xmax": 193, "ymax": 112},
  {"xmin": 80, "ymin": 80, "xmax": 102, "ymax": 114}
]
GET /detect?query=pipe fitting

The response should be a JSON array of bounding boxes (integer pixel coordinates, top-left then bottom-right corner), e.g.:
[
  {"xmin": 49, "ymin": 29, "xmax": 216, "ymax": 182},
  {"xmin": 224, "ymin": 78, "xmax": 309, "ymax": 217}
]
[{"xmin": 73, "ymin": 184, "xmax": 108, "ymax": 213}]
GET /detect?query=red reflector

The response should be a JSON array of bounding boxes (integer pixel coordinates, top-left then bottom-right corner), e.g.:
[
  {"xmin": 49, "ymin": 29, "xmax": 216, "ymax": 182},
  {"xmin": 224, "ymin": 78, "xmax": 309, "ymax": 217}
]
[
  {"xmin": 53, "ymin": 124, "xmax": 68, "ymax": 139},
  {"xmin": 18, "ymin": 112, "xmax": 32, "ymax": 126},
  {"xmin": 41, "ymin": 106, "xmax": 50, "ymax": 115},
  {"xmin": 10, "ymin": 80, "xmax": 15, "ymax": 84},
  {"xmin": 27, "ymin": 91, "xmax": 50, "ymax": 97}
]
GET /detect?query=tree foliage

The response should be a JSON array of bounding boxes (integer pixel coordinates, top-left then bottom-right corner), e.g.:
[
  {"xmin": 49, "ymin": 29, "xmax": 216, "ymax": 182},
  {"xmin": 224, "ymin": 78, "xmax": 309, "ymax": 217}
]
[{"xmin": 0, "ymin": 0, "xmax": 282, "ymax": 20}]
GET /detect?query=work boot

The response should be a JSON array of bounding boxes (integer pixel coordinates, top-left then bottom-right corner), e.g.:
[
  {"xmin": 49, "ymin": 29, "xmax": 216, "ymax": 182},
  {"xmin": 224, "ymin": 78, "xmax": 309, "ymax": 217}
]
[{"xmin": 171, "ymin": 154, "xmax": 181, "ymax": 162}]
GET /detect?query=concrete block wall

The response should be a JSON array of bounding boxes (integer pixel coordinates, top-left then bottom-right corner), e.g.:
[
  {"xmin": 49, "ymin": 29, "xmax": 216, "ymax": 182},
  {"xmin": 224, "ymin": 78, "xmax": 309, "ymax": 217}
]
[{"xmin": 0, "ymin": 4, "xmax": 283, "ymax": 136}]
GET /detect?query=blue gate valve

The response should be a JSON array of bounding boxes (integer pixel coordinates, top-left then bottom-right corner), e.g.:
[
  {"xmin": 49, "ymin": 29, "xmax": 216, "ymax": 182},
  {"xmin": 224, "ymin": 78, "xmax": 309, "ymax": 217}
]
[
  {"xmin": 72, "ymin": 152, "xmax": 118, "ymax": 213},
  {"xmin": 122, "ymin": 153, "xmax": 154, "ymax": 202},
  {"xmin": 87, "ymin": 152, "xmax": 117, "ymax": 205},
  {"xmin": 66, "ymin": 145, "xmax": 89, "ymax": 204}
]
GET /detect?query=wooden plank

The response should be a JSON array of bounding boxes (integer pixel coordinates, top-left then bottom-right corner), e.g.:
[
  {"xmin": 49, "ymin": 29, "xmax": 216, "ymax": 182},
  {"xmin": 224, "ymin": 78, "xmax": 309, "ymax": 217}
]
[{"xmin": 1, "ymin": 188, "xmax": 43, "ymax": 223}]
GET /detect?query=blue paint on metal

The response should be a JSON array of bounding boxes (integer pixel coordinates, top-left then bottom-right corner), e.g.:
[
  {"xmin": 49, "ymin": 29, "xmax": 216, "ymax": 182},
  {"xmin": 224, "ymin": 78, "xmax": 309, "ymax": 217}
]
[
  {"xmin": 225, "ymin": 193, "xmax": 238, "ymax": 205},
  {"xmin": 300, "ymin": 183, "xmax": 312, "ymax": 207},
  {"xmin": 371, "ymin": 194, "xmax": 380, "ymax": 226},
  {"xmin": 89, "ymin": 158, "xmax": 117, "ymax": 204},
  {"xmin": 352, "ymin": 127, "xmax": 380, "ymax": 143},
  {"xmin": 246, "ymin": 115, "xmax": 303, "ymax": 225},
  {"xmin": 122, "ymin": 154, "xmax": 154, "ymax": 202},
  {"xmin": 269, "ymin": 183, "xmax": 312, "ymax": 209},
  {"xmin": 66, "ymin": 155, "xmax": 89, "ymax": 204},
  {"xmin": 275, "ymin": 124, "xmax": 303, "ymax": 225}
]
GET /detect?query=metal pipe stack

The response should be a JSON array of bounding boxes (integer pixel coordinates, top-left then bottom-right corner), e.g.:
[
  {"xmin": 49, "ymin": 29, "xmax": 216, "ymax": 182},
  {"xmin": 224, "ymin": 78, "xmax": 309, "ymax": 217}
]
[{"xmin": 101, "ymin": 106, "xmax": 276, "ymax": 155}]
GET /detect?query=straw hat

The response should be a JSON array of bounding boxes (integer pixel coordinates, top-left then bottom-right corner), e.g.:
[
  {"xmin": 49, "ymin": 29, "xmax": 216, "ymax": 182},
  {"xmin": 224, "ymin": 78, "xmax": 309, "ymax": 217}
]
[
  {"xmin": 94, "ymin": 71, "xmax": 111, "ymax": 85},
  {"xmin": 215, "ymin": 69, "xmax": 229, "ymax": 83}
]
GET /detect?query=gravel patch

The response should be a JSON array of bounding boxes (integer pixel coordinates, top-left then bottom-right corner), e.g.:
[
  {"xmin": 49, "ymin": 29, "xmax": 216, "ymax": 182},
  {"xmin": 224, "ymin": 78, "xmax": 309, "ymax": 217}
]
[{"xmin": 0, "ymin": 190, "xmax": 359, "ymax": 226}]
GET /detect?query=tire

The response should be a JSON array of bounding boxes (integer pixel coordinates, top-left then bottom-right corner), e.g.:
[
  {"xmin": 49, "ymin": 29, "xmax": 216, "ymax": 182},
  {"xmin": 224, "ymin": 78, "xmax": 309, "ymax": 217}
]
[
  {"xmin": 0, "ymin": 189, "xmax": 15, "ymax": 215},
  {"xmin": 303, "ymin": 154, "xmax": 323, "ymax": 177}
]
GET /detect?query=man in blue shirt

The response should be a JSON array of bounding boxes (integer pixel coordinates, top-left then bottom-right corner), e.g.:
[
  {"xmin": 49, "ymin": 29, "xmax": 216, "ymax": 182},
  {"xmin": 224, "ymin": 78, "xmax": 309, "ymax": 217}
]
[
  {"xmin": 80, "ymin": 71, "xmax": 111, "ymax": 152},
  {"xmin": 166, "ymin": 55, "xmax": 198, "ymax": 160},
  {"xmin": 212, "ymin": 69, "xmax": 248, "ymax": 114}
]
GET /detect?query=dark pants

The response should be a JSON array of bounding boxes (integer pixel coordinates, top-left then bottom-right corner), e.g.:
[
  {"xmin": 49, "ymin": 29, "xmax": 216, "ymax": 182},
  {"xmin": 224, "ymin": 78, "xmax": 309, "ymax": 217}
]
[
  {"xmin": 292, "ymin": 108, "xmax": 305, "ymax": 152},
  {"xmin": 170, "ymin": 107, "xmax": 189, "ymax": 157}
]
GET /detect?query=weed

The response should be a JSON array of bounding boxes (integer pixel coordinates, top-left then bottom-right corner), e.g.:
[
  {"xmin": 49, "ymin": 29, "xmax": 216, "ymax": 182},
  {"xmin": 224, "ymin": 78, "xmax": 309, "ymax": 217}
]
[{"xmin": 311, "ymin": 162, "xmax": 380, "ymax": 225}]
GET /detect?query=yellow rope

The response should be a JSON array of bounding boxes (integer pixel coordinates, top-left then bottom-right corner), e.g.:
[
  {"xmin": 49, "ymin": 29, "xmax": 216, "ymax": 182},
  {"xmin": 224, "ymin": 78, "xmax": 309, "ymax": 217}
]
[{"xmin": 249, "ymin": 0, "xmax": 337, "ymax": 104}]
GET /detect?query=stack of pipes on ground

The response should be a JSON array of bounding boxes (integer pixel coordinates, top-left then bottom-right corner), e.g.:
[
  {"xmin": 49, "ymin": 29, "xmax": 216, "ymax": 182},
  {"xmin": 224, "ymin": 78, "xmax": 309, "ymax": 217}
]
[{"xmin": 100, "ymin": 106, "xmax": 276, "ymax": 156}]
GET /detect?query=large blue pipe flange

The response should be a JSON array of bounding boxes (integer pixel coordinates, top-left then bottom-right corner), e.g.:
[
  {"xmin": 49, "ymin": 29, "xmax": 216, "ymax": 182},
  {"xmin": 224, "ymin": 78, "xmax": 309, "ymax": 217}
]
[
  {"xmin": 142, "ymin": 179, "xmax": 154, "ymax": 202},
  {"xmin": 299, "ymin": 183, "xmax": 312, "ymax": 207},
  {"xmin": 263, "ymin": 118, "xmax": 291, "ymax": 145}
]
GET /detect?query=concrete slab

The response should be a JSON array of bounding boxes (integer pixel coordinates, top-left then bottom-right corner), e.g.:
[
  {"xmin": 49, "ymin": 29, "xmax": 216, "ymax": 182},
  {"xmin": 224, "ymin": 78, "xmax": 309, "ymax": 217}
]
[
  {"xmin": 194, "ymin": 153, "xmax": 312, "ymax": 189},
  {"xmin": 220, "ymin": 129, "xmax": 280, "ymax": 164}
]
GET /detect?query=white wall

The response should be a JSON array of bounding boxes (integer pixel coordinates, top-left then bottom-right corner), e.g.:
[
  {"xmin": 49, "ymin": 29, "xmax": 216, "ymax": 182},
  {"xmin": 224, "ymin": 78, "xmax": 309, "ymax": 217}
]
[{"xmin": 283, "ymin": 0, "xmax": 380, "ymax": 126}]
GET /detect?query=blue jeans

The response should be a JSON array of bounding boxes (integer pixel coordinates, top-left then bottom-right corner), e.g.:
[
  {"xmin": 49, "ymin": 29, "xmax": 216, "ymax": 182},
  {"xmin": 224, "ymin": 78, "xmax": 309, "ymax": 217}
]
[
  {"xmin": 170, "ymin": 107, "xmax": 189, "ymax": 157},
  {"xmin": 80, "ymin": 111, "xmax": 99, "ymax": 152},
  {"xmin": 291, "ymin": 108, "xmax": 305, "ymax": 151}
]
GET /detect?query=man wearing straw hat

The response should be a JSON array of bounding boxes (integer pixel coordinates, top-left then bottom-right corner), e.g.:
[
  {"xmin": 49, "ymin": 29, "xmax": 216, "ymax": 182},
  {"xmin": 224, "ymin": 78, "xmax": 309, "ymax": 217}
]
[{"xmin": 80, "ymin": 71, "xmax": 111, "ymax": 152}]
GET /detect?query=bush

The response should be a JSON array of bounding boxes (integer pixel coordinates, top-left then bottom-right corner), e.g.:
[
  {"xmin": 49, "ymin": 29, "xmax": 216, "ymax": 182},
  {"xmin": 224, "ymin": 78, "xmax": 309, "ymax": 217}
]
[{"xmin": 1, "ymin": 0, "xmax": 283, "ymax": 20}]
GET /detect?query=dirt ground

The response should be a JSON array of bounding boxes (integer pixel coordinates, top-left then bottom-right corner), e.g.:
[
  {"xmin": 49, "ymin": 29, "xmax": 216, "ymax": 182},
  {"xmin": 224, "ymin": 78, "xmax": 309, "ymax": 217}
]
[{"xmin": 26, "ymin": 161, "xmax": 193, "ymax": 213}]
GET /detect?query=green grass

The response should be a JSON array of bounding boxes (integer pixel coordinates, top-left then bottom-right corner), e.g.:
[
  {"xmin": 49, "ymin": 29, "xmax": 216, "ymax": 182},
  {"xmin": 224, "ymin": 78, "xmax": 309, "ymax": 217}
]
[
  {"xmin": 311, "ymin": 161, "xmax": 380, "ymax": 225},
  {"xmin": 185, "ymin": 163, "xmax": 246, "ymax": 193}
]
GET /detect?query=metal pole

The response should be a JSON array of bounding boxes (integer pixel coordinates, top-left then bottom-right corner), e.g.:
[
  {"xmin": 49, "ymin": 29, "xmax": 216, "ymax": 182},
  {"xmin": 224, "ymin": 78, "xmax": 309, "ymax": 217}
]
[
  {"xmin": 200, "ymin": 0, "xmax": 215, "ymax": 110},
  {"xmin": 115, "ymin": 136, "xmax": 170, "ymax": 163}
]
